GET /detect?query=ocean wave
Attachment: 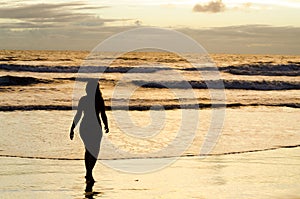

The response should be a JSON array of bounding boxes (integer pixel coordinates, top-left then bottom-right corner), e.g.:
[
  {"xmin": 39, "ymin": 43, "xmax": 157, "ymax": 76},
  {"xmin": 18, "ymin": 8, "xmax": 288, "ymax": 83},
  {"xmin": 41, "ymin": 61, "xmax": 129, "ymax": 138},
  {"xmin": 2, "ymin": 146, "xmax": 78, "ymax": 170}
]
[
  {"xmin": 3, "ymin": 63, "xmax": 299, "ymax": 77},
  {"xmin": 115, "ymin": 56, "xmax": 187, "ymax": 63},
  {"xmin": 1, "ymin": 74, "xmax": 299, "ymax": 91},
  {"xmin": 0, "ymin": 103, "xmax": 298, "ymax": 112},
  {"xmin": 0, "ymin": 64, "xmax": 172, "ymax": 73},
  {"xmin": 0, "ymin": 75, "xmax": 117, "ymax": 87},
  {"xmin": 0, "ymin": 75, "xmax": 51, "ymax": 86},
  {"xmin": 221, "ymin": 64, "xmax": 300, "ymax": 76},
  {"xmin": 133, "ymin": 80, "xmax": 300, "ymax": 90},
  {"xmin": 0, "ymin": 144, "xmax": 299, "ymax": 160},
  {"xmin": 0, "ymin": 64, "xmax": 79, "ymax": 73}
]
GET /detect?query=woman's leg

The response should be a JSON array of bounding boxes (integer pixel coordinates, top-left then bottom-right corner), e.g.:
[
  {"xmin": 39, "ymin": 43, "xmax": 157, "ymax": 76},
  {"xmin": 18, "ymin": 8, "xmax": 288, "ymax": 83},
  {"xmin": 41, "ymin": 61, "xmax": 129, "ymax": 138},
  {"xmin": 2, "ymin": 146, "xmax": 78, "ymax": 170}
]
[{"xmin": 84, "ymin": 149, "xmax": 97, "ymax": 182}]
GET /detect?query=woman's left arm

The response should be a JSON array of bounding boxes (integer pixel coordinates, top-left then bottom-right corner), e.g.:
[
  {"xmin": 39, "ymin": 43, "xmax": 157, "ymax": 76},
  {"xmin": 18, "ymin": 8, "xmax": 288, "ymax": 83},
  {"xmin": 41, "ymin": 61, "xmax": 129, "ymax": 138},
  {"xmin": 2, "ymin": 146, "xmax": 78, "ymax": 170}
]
[{"xmin": 99, "ymin": 97, "xmax": 109, "ymax": 133}]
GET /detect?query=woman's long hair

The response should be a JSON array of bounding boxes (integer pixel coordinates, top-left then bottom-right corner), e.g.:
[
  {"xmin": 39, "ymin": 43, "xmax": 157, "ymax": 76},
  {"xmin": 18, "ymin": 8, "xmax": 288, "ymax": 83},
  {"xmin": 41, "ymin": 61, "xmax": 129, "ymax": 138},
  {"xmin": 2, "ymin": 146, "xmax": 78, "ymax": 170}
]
[
  {"xmin": 95, "ymin": 83, "xmax": 102, "ymax": 112},
  {"xmin": 86, "ymin": 80, "xmax": 103, "ymax": 113}
]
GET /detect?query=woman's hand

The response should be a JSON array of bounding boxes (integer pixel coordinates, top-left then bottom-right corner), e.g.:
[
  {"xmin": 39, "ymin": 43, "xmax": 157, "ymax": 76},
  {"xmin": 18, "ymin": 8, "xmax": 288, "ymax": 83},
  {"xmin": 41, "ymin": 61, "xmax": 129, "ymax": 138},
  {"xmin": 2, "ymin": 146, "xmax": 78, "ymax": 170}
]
[
  {"xmin": 70, "ymin": 129, "xmax": 74, "ymax": 140},
  {"xmin": 105, "ymin": 126, "xmax": 109, "ymax": 134}
]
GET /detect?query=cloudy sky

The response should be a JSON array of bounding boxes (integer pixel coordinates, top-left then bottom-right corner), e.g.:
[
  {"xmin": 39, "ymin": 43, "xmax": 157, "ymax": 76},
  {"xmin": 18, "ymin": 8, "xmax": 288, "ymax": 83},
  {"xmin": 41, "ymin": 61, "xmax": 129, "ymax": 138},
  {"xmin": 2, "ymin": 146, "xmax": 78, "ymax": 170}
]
[{"xmin": 0, "ymin": 0, "xmax": 299, "ymax": 54}]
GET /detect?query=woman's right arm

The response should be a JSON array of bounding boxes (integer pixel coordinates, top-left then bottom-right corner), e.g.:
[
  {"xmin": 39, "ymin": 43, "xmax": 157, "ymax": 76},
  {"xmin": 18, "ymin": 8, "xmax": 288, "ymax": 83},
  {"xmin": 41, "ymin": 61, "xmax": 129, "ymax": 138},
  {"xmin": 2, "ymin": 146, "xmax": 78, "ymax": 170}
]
[{"xmin": 70, "ymin": 99, "xmax": 83, "ymax": 140}]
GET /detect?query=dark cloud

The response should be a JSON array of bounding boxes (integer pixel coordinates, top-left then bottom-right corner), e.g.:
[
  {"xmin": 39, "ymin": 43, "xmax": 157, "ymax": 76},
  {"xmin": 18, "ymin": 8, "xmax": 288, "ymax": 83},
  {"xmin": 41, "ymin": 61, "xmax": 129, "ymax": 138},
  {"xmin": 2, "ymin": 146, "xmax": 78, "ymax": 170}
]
[
  {"xmin": 0, "ymin": 2, "xmax": 123, "ymax": 29},
  {"xmin": 0, "ymin": 22, "xmax": 59, "ymax": 29},
  {"xmin": 135, "ymin": 20, "xmax": 142, "ymax": 26},
  {"xmin": 178, "ymin": 25, "xmax": 300, "ymax": 54},
  {"xmin": 0, "ymin": 2, "xmax": 88, "ymax": 19},
  {"xmin": 0, "ymin": 2, "xmax": 135, "ymax": 50},
  {"xmin": 0, "ymin": 24, "xmax": 299, "ymax": 54},
  {"xmin": 0, "ymin": 25, "xmax": 135, "ymax": 50},
  {"xmin": 74, "ymin": 6, "xmax": 110, "ymax": 10},
  {"xmin": 193, "ymin": 0, "xmax": 225, "ymax": 13}
]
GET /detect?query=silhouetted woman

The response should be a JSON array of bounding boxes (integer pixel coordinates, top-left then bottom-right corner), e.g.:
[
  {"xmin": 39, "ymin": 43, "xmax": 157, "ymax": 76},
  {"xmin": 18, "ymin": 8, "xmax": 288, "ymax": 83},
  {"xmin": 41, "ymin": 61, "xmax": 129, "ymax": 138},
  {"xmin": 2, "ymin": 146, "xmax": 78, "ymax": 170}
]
[{"xmin": 70, "ymin": 80, "xmax": 109, "ymax": 186}]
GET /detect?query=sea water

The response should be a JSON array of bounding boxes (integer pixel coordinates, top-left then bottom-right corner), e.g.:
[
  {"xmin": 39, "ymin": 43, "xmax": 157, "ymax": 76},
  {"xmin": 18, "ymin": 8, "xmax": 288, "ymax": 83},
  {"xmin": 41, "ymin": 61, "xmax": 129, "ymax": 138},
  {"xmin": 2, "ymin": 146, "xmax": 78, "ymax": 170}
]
[{"xmin": 0, "ymin": 50, "xmax": 299, "ymax": 161}]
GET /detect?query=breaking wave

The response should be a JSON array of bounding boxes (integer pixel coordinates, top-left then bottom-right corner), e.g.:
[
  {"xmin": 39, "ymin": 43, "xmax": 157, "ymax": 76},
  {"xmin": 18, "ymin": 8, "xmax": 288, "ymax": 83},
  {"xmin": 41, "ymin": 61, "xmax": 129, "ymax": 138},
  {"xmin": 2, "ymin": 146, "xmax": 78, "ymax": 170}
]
[
  {"xmin": 0, "ymin": 102, "xmax": 298, "ymax": 112},
  {"xmin": 2, "ymin": 63, "xmax": 300, "ymax": 77},
  {"xmin": 1, "ymin": 74, "xmax": 300, "ymax": 91},
  {"xmin": 221, "ymin": 64, "xmax": 300, "ymax": 76},
  {"xmin": 133, "ymin": 80, "xmax": 300, "ymax": 90},
  {"xmin": 0, "ymin": 64, "xmax": 172, "ymax": 73},
  {"xmin": 0, "ymin": 75, "xmax": 51, "ymax": 86}
]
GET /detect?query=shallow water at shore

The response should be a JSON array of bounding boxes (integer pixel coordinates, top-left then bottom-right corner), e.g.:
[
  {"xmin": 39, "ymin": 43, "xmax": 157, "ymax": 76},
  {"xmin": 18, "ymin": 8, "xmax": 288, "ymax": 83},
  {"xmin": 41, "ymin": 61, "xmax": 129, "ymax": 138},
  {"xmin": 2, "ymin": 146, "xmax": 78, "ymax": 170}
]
[{"xmin": 1, "ymin": 107, "xmax": 299, "ymax": 161}]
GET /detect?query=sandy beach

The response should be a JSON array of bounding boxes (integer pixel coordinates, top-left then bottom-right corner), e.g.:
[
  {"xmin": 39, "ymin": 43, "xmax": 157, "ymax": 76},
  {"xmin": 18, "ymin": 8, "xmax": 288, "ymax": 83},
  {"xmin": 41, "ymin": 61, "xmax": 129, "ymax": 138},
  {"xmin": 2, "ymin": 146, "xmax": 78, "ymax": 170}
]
[{"xmin": 1, "ymin": 147, "xmax": 299, "ymax": 199}]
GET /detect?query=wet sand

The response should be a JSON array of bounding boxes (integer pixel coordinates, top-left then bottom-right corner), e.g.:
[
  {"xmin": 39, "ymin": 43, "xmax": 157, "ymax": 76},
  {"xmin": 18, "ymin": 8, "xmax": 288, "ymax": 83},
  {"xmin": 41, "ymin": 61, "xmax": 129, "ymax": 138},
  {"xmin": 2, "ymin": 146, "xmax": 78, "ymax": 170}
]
[{"xmin": 1, "ymin": 147, "xmax": 299, "ymax": 199}]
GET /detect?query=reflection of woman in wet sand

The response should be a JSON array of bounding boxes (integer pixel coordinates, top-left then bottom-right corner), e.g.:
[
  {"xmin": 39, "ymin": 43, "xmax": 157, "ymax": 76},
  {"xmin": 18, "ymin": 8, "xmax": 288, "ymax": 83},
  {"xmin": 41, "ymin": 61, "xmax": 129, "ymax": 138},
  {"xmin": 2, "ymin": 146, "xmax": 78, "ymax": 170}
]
[{"xmin": 70, "ymin": 80, "xmax": 109, "ymax": 187}]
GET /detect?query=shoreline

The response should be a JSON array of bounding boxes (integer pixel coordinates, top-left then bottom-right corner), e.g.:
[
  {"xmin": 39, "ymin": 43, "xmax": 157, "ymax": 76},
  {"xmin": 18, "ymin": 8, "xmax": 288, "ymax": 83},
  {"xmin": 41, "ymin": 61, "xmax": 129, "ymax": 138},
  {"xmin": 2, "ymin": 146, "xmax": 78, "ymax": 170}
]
[{"xmin": 1, "ymin": 144, "xmax": 300, "ymax": 161}]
